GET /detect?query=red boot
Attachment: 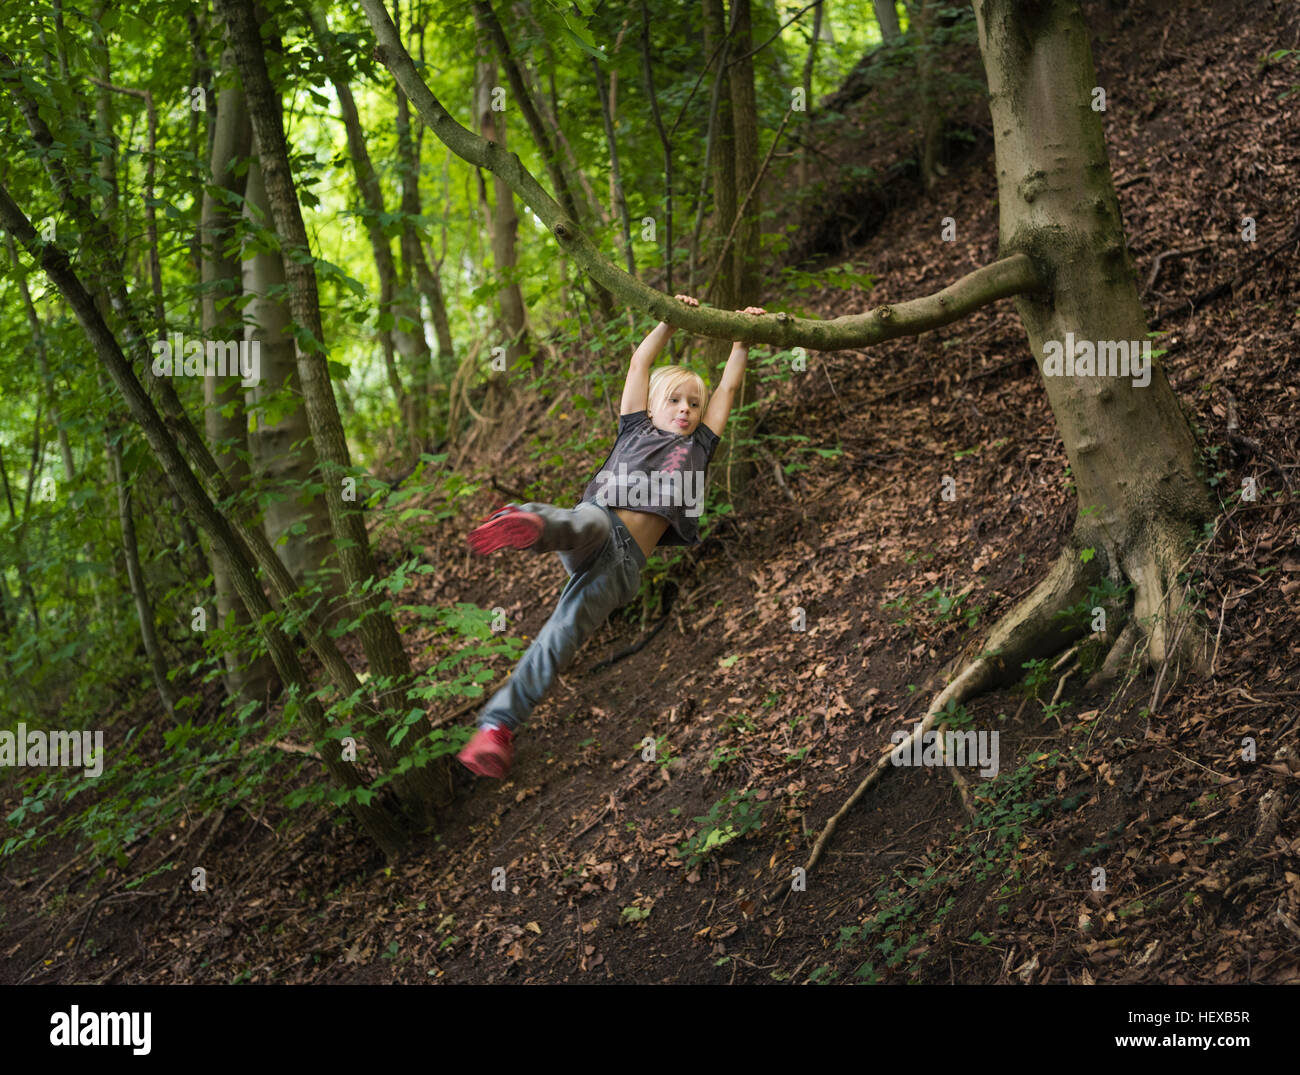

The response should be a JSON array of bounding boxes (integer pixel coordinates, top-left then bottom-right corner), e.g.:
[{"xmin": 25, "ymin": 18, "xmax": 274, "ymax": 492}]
[
  {"xmin": 468, "ymin": 504, "xmax": 544, "ymax": 555},
  {"xmin": 457, "ymin": 725, "xmax": 515, "ymax": 778}
]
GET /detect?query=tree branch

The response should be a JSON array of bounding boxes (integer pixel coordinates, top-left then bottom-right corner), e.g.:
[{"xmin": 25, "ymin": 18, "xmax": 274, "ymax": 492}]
[{"xmin": 358, "ymin": 0, "xmax": 1046, "ymax": 348}]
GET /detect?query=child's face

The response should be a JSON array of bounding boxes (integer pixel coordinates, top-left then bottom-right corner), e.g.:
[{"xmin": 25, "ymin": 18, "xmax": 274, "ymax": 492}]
[{"xmin": 650, "ymin": 382, "xmax": 702, "ymax": 436}]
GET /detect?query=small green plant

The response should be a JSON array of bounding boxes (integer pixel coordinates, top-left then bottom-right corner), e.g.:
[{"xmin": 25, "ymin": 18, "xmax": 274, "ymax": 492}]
[
  {"xmin": 725, "ymin": 711, "xmax": 756, "ymax": 733},
  {"xmin": 678, "ymin": 789, "xmax": 768, "ymax": 869},
  {"xmin": 1019, "ymin": 656, "xmax": 1052, "ymax": 699},
  {"xmin": 921, "ymin": 584, "xmax": 981, "ymax": 629},
  {"xmin": 882, "ymin": 593, "xmax": 912, "ymax": 627},
  {"xmin": 709, "ymin": 745, "xmax": 741, "ymax": 771},
  {"xmin": 620, "ymin": 905, "xmax": 651, "ymax": 925}
]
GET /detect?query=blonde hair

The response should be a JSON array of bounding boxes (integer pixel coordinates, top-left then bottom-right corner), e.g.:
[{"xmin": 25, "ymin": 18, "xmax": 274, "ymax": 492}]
[{"xmin": 647, "ymin": 364, "xmax": 710, "ymax": 416}]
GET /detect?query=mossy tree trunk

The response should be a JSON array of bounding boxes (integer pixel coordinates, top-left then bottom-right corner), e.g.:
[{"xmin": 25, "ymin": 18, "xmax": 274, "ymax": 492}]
[{"xmin": 974, "ymin": 0, "xmax": 1214, "ymax": 673}]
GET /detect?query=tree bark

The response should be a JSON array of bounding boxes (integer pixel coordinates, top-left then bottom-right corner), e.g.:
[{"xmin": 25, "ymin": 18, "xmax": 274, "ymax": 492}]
[
  {"xmin": 241, "ymin": 157, "xmax": 341, "ymax": 607},
  {"xmin": 393, "ymin": 78, "xmax": 436, "ymax": 442},
  {"xmin": 472, "ymin": 31, "xmax": 533, "ymax": 384},
  {"xmin": 720, "ymin": 0, "xmax": 763, "ymax": 507},
  {"xmin": 916, "ymin": 0, "xmax": 942, "ymax": 193},
  {"xmin": 727, "ymin": 0, "xmax": 761, "ymax": 308},
  {"xmin": 201, "ymin": 48, "xmax": 279, "ymax": 708},
  {"xmin": 212, "ymin": 0, "xmax": 449, "ymax": 809},
  {"xmin": 394, "ymin": 84, "xmax": 457, "ymax": 411},
  {"xmin": 212, "ymin": 0, "xmax": 416, "ymax": 684},
  {"xmin": 471, "ymin": 0, "xmax": 583, "ymax": 232},
  {"xmin": 108, "ymin": 431, "xmax": 179, "ymax": 718},
  {"xmin": 798, "ymin": 0, "xmax": 824, "ymax": 190},
  {"xmin": 592, "ymin": 53, "xmax": 636, "ymax": 279},
  {"xmin": 701, "ymin": 0, "xmax": 737, "ymax": 323},
  {"xmin": 638, "ymin": 0, "xmax": 674, "ymax": 294},
  {"xmin": 875, "ymin": 0, "xmax": 901, "ymax": 40},
  {"xmin": 974, "ymin": 0, "xmax": 1214, "ymax": 671},
  {"xmin": 0, "ymin": 427, "xmax": 43, "ymax": 634}
]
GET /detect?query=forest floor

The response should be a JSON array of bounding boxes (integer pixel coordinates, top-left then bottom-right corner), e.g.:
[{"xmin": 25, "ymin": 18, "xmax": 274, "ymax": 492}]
[{"xmin": 3, "ymin": 0, "xmax": 1298, "ymax": 985}]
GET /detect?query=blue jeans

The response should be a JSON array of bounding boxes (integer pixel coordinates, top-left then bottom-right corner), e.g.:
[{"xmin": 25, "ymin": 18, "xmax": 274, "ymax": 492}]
[{"xmin": 478, "ymin": 501, "xmax": 646, "ymax": 732}]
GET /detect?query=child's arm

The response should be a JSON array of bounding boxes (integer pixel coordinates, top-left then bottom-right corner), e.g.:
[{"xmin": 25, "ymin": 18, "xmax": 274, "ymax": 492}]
[
  {"xmin": 619, "ymin": 294, "xmax": 698, "ymax": 415},
  {"xmin": 701, "ymin": 305, "xmax": 765, "ymax": 438}
]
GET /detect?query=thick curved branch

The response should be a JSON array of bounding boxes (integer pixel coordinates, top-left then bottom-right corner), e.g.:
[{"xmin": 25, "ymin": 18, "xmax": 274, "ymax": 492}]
[{"xmin": 357, "ymin": 0, "xmax": 1046, "ymax": 350}]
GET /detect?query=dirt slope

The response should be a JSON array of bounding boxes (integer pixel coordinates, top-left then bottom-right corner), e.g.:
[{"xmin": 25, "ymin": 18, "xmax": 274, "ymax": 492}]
[{"xmin": 2, "ymin": 0, "xmax": 1297, "ymax": 985}]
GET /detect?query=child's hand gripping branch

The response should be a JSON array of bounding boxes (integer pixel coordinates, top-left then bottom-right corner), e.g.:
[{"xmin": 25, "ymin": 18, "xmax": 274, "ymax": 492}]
[
  {"xmin": 700, "ymin": 304, "xmax": 766, "ymax": 441},
  {"xmin": 458, "ymin": 295, "xmax": 764, "ymax": 779}
]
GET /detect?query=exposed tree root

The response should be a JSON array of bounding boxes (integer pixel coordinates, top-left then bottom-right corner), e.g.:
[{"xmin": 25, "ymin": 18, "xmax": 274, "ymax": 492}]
[
  {"xmin": 767, "ymin": 508, "xmax": 1229, "ymax": 899},
  {"xmin": 1086, "ymin": 619, "xmax": 1140, "ymax": 689},
  {"xmin": 766, "ymin": 546, "xmax": 1101, "ymax": 902}
]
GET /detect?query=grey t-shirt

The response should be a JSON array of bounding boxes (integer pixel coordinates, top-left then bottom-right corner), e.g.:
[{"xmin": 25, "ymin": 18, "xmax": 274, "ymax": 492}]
[{"xmin": 579, "ymin": 411, "xmax": 720, "ymax": 548}]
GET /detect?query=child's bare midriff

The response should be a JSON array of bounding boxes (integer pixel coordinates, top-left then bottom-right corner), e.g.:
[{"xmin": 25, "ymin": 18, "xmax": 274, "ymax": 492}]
[{"xmin": 614, "ymin": 508, "xmax": 669, "ymax": 561}]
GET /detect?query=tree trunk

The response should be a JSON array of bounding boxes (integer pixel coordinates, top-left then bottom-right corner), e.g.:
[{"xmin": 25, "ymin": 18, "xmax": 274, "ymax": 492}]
[
  {"xmin": 214, "ymin": 0, "xmax": 448, "ymax": 808},
  {"xmin": 638, "ymin": 0, "xmax": 674, "ymax": 295},
  {"xmin": 0, "ymin": 430, "xmax": 42, "ymax": 634},
  {"xmin": 473, "ymin": 38, "xmax": 532, "ymax": 385},
  {"xmin": 108, "ymin": 431, "xmax": 178, "ymax": 718},
  {"xmin": 716, "ymin": 0, "xmax": 762, "ymax": 509},
  {"xmin": 11, "ymin": 157, "xmax": 412, "ymax": 797},
  {"xmin": 201, "ymin": 48, "xmax": 278, "ymax": 708},
  {"xmin": 241, "ymin": 157, "xmax": 341, "ymax": 606},
  {"xmin": 307, "ymin": 7, "xmax": 418, "ymax": 452},
  {"xmin": 875, "ymin": 0, "xmax": 902, "ymax": 40},
  {"xmin": 974, "ymin": 0, "xmax": 1214, "ymax": 673},
  {"xmin": 478, "ymin": 0, "xmax": 616, "ymax": 322},
  {"xmin": 395, "ymin": 84, "xmax": 457, "ymax": 409},
  {"xmin": 392, "ymin": 77, "xmax": 435, "ymax": 442},
  {"xmin": 5, "ymin": 232, "xmax": 104, "ymax": 614},
  {"xmin": 728, "ymin": 0, "xmax": 761, "ymax": 308},
  {"xmin": 701, "ymin": 0, "xmax": 737, "ymax": 324},
  {"xmin": 916, "ymin": 0, "xmax": 942, "ymax": 193},
  {"xmin": 593, "ymin": 54, "xmax": 636, "ymax": 279},
  {"xmin": 214, "ymin": 0, "xmax": 413, "ymax": 676},
  {"xmin": 798, "ymin": 0, "xmax": 824, "ymax": 191}
]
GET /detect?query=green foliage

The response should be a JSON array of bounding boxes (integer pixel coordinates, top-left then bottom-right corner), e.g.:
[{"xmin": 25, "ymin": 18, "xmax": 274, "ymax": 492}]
[
  {"xmin": 1262, "ymin": 48, "xmax": 1299, "ymax": 98},
  {"xmin": 779, "ymin": 261, "xmax": 876, "ymax": 293},
  {"xmin": 0, "ymin": 595, "xmax": 508, "ymax": 864},
  {"xmin": 1019, "ymin": 656, "xmax": 1053, "ymax": 700},
  {"xmin": 830, "ymin": 748, "xmax": 1068, "ymax": 982},
  {"xmin": 920, "ymin": 584, "xmax": 981, "ymax": 629},
  {"xmin": 677, "ymin": 788, "xmax": 768, "ymax": 869}
]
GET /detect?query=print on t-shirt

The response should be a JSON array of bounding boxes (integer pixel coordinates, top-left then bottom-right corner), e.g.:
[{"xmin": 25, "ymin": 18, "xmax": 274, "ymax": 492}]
[{"xmin": 579, "ymin": 411, "xmax": 720, "ymax": 548}]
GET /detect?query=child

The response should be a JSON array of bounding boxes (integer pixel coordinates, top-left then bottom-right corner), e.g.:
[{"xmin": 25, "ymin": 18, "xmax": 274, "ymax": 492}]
[{"xmin": 458, "ymin": 294, "xmax": 766, "ymax": 778}]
